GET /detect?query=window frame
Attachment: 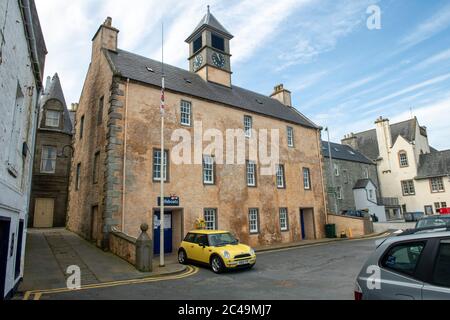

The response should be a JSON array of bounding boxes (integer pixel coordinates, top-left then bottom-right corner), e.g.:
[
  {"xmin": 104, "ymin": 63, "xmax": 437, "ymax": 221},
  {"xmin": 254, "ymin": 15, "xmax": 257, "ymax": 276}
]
[
  {"xmin": 276, "ymin": 164, "xmax": 286, "ymax": 189},
  {"xmin": 180, "ymin": 100, "xmax": 192, "ymax": 127},
  {"xmin": 193, "ymin": 35, "xmax": 203, "ymax": 54},
  {"xmin": 93, "ymin": 151, "xmax": 100, "ymax": 184},
  {"xmin": 279, "ymin": 208, "xmax": 289, "ymax": 232},
  {"xmin": 379, "ymin": 241, "xmax": 427, "ymax": 278},
  {"xmin": 246, "ymin": 160, "xmax": 257, "ymax": 187},
  {"xmin": 40, "ymin": 145, "xmax": 57, "ymax": 174},
  {"xmin": 401, "ymin": 180, "xmax": 416, "ymax": 196},
  {"xmin": 334, "ymin": 163, "xmax": 340, "ymax": 177},
  {"xmin": 204, "ymin": 208, "xmax": 218, "ymax": 230},
  {"xmin": 211, "ymin": 33, "xmax": 225, "ymax": 52},
  {"xmin": 75, "ymin": 163, "xmax": 81, "ymax": 191},
  {"xmin": 287, "ymin": 126, "xmax": 294, "ymax": 148},
  {"xmin": 430, "ymin": 177, "xmax": 445, "ymax": 193},
  {"xmin": 152, "ymin": 149, "xmax": 169, "ymax": 182},
  {"xmin": 248, "ymin": 208, "xmax": 260, "ymax": 234},
  {"xmin": 398, "ymin": 151, "xmax": 409, "ymax": 168},
  {"xmin": 431, "ymin": 239, "xmax": 450, "ymax": 288},
  {"xmin": 79, "ymin": 115, "xmax": 85, "ymax": 140},
  {"xmin": 97, "ymin": 96, "xmax": 104, "ymax": 125},
  {"xmin": 45, "ymin": 110, "xmax": 61, "ymax": 128},
  {"xmin": 336, "ymin": 186, "xmax": 343, "ymax": 200},
  {"xmin": 203, "ymin": 155, "xmax": 215, "ymax": 185},
  {"xmin": 303, "ymin": 167, "xmax": 311, "ymax": 190},
  {"xmin": 244, "ymin": 115, "xmax": 253, "ymax": 138}
]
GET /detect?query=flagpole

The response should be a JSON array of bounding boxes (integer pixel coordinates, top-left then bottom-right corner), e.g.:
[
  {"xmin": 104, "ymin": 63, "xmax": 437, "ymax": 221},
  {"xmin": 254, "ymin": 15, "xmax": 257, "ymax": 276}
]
[{"xmin": 160, "ymin": 22, "xmax": 165, "ymax": 268}]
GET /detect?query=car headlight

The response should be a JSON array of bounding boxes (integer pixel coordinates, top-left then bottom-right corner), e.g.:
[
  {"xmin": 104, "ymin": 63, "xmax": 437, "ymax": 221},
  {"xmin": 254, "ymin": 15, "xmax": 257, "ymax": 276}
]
[
  {"xmin": 223, "ymin": 251, "xmax": 231, "ymax": 259},
  {"xmin": 250, "ymin": 248, "xmax": 255, "ymax": 256}
]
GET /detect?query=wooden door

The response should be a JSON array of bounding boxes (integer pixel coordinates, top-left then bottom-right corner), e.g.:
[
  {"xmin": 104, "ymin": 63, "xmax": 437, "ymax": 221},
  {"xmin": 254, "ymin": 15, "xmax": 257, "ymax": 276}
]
[{"xmin": 33, "ymin": 198, "xmax": 54, "ymax": 228}]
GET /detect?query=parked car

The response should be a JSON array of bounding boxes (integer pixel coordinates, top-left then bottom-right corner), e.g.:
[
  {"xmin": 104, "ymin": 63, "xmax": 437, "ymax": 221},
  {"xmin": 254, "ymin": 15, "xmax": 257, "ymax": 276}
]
[
  {"xmin": 404, "ymin": 212, "xmax": 425, "ymax": 222},
  {"xmin": 178, "ymin": 230, "xmax": 256, "ymax": 273},
  {"xmin": 355, "ymin": 228, "xmax": 450, "ymax": 300},
  {"xmin": 415, "ymin": 215, "xmax": 450, "ymax": 229}
]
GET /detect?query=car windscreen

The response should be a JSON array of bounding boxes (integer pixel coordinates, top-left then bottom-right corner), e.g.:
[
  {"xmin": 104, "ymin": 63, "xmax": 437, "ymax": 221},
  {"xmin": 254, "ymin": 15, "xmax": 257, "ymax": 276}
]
[
  {"xmin": 208, "ymin": 233, "xmax": 238, "ymax": 247},
  {"xmin": 416, "ymin": 217, "xmax": 450, "ymax": 228}
]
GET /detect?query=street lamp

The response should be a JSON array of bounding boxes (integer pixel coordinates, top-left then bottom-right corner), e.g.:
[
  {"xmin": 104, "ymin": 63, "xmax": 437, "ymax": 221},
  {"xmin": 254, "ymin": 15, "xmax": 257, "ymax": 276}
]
[{"xmin": 324, "ymin": 127, "xmax": 338, "ymax": 214}]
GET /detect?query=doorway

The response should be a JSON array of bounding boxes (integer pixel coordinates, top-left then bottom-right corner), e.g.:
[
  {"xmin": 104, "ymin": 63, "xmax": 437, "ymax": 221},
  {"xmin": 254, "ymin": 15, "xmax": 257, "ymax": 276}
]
[
  {"xmin": 153, "ymin": 211, "xmax": 173, "ymax": 255},
  {"xmin": 300, "ymin": 208, "xmax": 316, "ymax": 240},
  {"xmin": 33, "ymin": 198, "xmax": 54, "ymax": 228},
  {"xmin": 0, "ymin": 217, "xmax": 11, "ymax": 298}
]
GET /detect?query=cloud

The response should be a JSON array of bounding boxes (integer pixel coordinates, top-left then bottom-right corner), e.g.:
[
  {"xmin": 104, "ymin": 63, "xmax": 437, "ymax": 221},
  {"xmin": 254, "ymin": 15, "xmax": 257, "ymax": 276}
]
[
  {"xmin": 399, "ymin": 3, "xmax": 450, "ymax": 49},
  {"xmin": 411, "ymin": 47, "xmax": 450, "ymax": 71},
  {"xmin": 276, "ymin": 0, "xmax": 377, "ymax": 70}
]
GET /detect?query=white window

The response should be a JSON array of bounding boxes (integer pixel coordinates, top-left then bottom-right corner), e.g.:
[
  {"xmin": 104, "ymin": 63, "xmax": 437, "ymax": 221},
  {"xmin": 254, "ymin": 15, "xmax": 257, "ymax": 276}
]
[
  {"xmin": 247, "ymin": 161, "xmax": 256, "ymax": 187},
  {"xmin": 204, "ymin": 209, "xmax": 217, "ymax": 230},
  {"xmin": 430, "ymin": 177, "xmax": 445, "ymax": 193},
  {"xmin": 244, "ymin": 115, "xmax": 252, "ymax": 138},
  {"xmin": 401, "ymin": 180, "xmax": 415, "ymax": 196},
  {"xmin": 249, "ymin": 208, "xmax": 259, "ymax": 234},
  {"xmin": 276, "ymin": 165, "xmax": 285, "ymax": 188},
  {"xmin": 334, "ymin": 163, "xmax": 340, "ymax": 177},
  {"xmin": 45, "ymin": 110, "xmax": 61, "ymax": 127},
  {"xmin": 287, "ymin": 126, "xmax": 294, "ymax": 147},
  {"xmin": 180, "ymin": 100, "xmax": 192, "ymax": 126},
  {"xmin": 336, "ymin": 186, "xmax": 343, "ymax": 200},
  {"xmin": 369, "ymin": 189, "xmax": 374, "ymax": 200},
  {"xmin": 40, "ymin": 146, "xmax": 57, "ymax": 174},
  {"xmin": 153, "ymin": 149, "xmax": 168, "ymax": 181},
  {"xmin": 203, "ymin": 155, "xmax": 215, "ymax": 185},
  {"xmin": 303, "ymin": 168, "xmax": 311, "ymax": 190},
  {"xmin": 399, "ymin": 151, "xmax": 409, "ymax": 167},
  {"xmin": 279, "ymin": 208, "xmax": 288, "ymax": 231},
  {"xmin": 364, "ymin": 168, "xmax": 369, "ymax": 179}
]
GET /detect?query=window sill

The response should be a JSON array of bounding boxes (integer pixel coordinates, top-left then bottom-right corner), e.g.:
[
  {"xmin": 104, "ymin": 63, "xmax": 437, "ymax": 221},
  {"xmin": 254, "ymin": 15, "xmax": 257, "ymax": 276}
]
[{"xmin": 7, "ymin": 164, "xmax": 18, "ymax": 178}]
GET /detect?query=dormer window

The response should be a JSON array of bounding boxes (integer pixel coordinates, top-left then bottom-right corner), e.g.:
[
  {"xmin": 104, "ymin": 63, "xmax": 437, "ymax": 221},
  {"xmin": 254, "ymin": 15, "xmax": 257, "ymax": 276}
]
[
  {"xmin": 45, "ymin": 110, "xmax": 61, "ymax": 127},
  {"xmin": 399, "ymin": 151, "xmax": 409, "ymax": 167},
  {"xmin": 193, "ymin": 35, "xmax": 202, "ymax": 53},
  {"xmin": 211, "ymin": 34, "xmax": 225, "ymax": 51}
]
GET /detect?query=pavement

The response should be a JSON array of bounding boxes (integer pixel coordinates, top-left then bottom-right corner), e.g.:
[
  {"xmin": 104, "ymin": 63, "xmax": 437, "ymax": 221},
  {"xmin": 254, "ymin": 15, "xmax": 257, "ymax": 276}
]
[
  {"xmin": 33, "ymin": 236, "xmax": 384, "ymax": 300},
  {"xmin": 18, "ymin": 229, "xmax": 186, "ymax": 295}
]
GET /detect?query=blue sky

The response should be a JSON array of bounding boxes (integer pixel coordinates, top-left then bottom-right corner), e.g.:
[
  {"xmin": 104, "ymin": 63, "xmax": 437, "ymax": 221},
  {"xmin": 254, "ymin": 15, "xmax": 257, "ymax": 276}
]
[{"xmin": 36, "ymin": 0, "xmax": 450, "ymax": 149}]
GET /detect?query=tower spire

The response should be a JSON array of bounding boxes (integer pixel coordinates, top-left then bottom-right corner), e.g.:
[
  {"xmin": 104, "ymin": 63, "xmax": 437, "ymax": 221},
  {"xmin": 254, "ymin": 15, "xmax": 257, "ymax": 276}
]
[{"xmin": 207, "ymin": 5, "xmax": 210, "ymax": 14}]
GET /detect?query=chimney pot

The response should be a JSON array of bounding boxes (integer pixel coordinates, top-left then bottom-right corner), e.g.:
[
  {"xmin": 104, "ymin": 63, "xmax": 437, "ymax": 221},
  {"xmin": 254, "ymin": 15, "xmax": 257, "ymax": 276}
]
[{"xmin": 270, "ymin": 84, "xmax": 292, "ymax": 107}]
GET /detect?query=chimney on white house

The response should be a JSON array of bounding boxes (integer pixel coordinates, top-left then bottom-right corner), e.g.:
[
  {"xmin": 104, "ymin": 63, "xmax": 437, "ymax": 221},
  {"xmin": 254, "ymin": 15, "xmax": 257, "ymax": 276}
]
[
  {"xmin": 375, "ymin": 116, "xmax": 392, "ymax": 160},
  {"xmin": 270, "ymin": 84, "xmax": 292, "ymax": 107},
  {"xmin": 91, "ymin": 17, "xmax": 119, "ymax": 61}
]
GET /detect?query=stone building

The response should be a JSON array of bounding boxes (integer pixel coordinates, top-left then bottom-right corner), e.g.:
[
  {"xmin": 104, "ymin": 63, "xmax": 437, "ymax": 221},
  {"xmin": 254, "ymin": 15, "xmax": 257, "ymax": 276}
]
[
  {"xmin": 67, "ymin": 10, "xmax": 327, "ymax": 255},
  {"xmin": 343, "ymin": 117, "xmax": 450, "ymax": 217},
  {"xmin": 0, "ymin": 0, "xmax": 46, "ymax": 299},
  {"xmin": 30, "ymin": 74, "xmax": 73, "ymax": 228},
  {"xmin": 322, "ymin": 142, "xmax": 382, "ymax": 215}
]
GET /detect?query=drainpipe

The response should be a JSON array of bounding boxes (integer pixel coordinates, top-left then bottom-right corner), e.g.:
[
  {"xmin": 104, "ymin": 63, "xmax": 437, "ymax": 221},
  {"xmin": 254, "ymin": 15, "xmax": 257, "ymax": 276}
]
[
  {"xmin": 317, "ymin": 128, "xmax": 328, "ymax": 225},
  {"xmin": 121, "ymin": 78, "xmax": 130, "ymax": 233}
]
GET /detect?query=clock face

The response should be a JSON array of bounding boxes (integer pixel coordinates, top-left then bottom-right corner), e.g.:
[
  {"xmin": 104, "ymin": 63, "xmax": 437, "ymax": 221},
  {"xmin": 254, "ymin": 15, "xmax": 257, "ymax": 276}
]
[
  {"xmin": 212, "ymin": 52, "xmax": 226, "ymax": 69},
  {"xmin": 193, "ymin": 54, "xmax": 203, "ymax": 71}
]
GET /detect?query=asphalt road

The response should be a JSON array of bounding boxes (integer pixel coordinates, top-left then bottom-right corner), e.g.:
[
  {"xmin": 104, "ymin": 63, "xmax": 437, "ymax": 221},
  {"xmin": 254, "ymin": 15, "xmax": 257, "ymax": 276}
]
[{"xmin": 40, "ymin": 237, "xmax": 378, "ymax": 300}]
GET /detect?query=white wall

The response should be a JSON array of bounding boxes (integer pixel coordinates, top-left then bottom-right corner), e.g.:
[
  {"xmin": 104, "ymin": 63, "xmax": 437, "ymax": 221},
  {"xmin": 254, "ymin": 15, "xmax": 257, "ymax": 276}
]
[
  {"xmin": 0, "ymin": 0, "xmax": 39, "ymax": 298},
  {"xmin": 353, "ymin": 182, "xmax": 387, "ymax": 222}
]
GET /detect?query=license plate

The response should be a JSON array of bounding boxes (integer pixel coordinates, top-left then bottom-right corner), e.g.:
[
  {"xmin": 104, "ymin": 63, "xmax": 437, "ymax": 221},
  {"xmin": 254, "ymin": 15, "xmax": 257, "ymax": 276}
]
[{"xmin": 237, "ymin": 260, "xmax": 249, "ymax": 265}]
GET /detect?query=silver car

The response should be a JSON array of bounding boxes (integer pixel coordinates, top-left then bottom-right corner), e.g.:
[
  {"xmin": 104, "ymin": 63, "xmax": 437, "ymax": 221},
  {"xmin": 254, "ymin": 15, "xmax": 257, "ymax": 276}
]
[{"xmin": 355, "ymin": 229, "xmax": 450, "ymax": 300}]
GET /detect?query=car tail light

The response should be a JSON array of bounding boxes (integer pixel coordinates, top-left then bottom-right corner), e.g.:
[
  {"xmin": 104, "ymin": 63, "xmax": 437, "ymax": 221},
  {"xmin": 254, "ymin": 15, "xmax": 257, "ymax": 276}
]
[{"xmin": 354, "ymin": 282, "xmax": 363, "ymax": 301}]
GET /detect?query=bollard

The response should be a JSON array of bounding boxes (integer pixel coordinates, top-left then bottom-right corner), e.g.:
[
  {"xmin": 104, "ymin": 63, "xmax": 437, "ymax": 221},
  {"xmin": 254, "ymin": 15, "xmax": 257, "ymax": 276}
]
[{"xmin": 136, "ymin": 223, "xmax": 153, "ymax": 272}]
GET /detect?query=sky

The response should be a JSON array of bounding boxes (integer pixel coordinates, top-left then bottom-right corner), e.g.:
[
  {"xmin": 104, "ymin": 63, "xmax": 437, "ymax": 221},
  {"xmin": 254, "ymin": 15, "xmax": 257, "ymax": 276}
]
[{"xmin": 35, "ymin": 0, "xmax": 450, "ymax": 150}]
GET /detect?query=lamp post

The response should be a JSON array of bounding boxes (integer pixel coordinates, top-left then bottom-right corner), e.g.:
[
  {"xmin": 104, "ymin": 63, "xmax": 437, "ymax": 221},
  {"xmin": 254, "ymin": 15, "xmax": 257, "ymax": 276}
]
[{"xmin": 324, "ymin": 128, "xmax": 338, "ymax": 214}]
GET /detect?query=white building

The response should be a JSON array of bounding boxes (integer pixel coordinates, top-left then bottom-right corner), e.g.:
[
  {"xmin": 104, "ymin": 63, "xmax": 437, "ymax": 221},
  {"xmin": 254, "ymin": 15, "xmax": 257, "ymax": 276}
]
[
  {"xmin": 0, "ymin": 0, "xmax": 46, "ymax": 299},
  {"xmin": 343, "ymin": 117, "xmax": 450, "ymax": 217}
]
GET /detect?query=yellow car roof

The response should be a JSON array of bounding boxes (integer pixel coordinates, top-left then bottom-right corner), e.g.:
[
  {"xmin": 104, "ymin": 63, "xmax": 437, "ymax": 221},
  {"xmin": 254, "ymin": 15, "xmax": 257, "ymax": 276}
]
[{"xmin": 188, "ymin": 230, "xmax": 230, "ymax": 235}]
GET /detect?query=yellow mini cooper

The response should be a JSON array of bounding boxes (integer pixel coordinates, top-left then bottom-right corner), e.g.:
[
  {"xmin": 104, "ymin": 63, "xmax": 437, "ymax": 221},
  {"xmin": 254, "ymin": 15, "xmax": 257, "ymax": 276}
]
[{"xmin": 178, "ymin": 230, "xmax": 256, "ymax": 273}]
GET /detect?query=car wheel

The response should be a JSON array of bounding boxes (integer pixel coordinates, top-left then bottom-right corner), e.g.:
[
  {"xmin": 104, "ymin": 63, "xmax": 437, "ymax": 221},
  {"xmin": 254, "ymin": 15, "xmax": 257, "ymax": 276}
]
[
  {"xmin": 178, "ymin": 249, "xmax": 188, "ymax": 265},
  {"xmin": 248, "ymin": 263, "xmax": 255, "ymax": 270},
  {"xmin": 211, "ymin": 255, "xmax": 225, "ymax": 274}
]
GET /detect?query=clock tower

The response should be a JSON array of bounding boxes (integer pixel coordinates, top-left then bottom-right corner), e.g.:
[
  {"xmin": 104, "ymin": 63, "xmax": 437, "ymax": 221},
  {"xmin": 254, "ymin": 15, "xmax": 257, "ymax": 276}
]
[{"xmin": 186, "ymin": 6, "xmax": 233, "ymax": 87}]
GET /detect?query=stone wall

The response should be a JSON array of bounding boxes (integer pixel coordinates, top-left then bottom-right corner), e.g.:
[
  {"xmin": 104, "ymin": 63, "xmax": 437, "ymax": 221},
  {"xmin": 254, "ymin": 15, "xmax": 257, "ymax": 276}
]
[
  {"xmin": 327, "ymin": 214, "xmax": 373, "ymax": 237},
  {"xmin": 109, "ymin": 231, "xmax": 136, "ymax": 266}
]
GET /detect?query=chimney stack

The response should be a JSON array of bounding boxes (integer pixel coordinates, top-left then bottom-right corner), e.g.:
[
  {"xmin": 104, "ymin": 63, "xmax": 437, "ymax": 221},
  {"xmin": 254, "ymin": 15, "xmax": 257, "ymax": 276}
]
[
  {"xmin": 270, "ymin": 84, "xmax": 292, "ymax": 107},
  {"xmin": 341, "ymin": 132, "xmax": 358, "ymax": 150},
  {"xmin": 375, "ymin": 116, "xmax": 392, "ymax": 161},
  {"xmin": 91, "ymin": 17, "xmax": 119, "ymax": 61}
]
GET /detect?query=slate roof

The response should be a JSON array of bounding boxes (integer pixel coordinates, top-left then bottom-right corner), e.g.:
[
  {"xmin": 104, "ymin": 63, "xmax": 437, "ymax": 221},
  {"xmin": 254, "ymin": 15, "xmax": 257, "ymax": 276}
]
[
  {"xmin": 352, "ymin": 118, "xmax": 417, "ymax": 160},
  {"xmin": 353, "ymin": 179, "xmax": 375, "ymax": 190},
  {"xmin": 39, "ymin": 73, "xmax": 73, "ymax": 135},
  {"xmin": 104, "ymin": 49, "xmax": 319, "ymax": 129},
  {"xmin": 416, "ymin": 150, "xmax": 450, "ymax": 179},
  {"xmin": 186, "ymin": 8, "xmax": 233, "ymax": 42},
  {"xmin": 322, "ymin": 141, "xmax": 374, "ymax": 165}
]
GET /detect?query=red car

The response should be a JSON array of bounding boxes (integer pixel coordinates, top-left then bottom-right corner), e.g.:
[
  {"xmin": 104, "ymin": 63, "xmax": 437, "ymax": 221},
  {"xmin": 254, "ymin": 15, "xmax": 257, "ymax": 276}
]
[{"xmin": 440, "ymin": 208, "xmax": 450, "ymax": 215}]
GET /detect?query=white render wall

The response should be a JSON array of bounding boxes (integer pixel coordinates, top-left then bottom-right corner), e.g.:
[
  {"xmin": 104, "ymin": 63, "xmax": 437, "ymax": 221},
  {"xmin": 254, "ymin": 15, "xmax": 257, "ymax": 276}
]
[{"xmin": 0, "ymin": 0, "xmax": 40, "ymax": 298}]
